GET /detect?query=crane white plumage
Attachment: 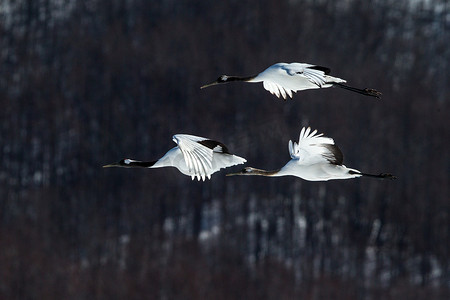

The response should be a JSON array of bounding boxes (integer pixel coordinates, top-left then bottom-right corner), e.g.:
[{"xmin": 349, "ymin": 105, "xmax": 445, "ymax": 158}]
[
  {"xmin": 103, "ymin": 134, "xmax": 246, "ymax": 181},
  {"xmin": 227, "ymin": 127, "xmax": 395, "ymax": 181},
  {"xmin": 201, "ymin": 62, "xmax": 382, "ymax": 100}
]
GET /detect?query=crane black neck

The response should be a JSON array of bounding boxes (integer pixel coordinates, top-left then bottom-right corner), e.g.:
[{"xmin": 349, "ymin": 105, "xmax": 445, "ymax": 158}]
[
  {"xmin": 224, "ymin": 75, "xmax": 257, "ymax": 82},
  {"xmin": 122, "ymin": 159, "xmax": 156, "ymax": 168}
]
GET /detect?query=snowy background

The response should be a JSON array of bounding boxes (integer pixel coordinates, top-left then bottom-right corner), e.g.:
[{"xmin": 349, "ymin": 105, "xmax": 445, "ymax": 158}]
[{"xmin": 0, "ymin": 0, "xmax": 448, "ymax": 299}]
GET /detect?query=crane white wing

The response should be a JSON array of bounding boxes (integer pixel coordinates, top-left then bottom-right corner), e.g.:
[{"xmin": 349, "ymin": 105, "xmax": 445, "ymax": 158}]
[
  {"xmin": 282, "ymin": 63, "xmax": 328, "ymax": 87},
  {"xmin": 263, "ymin": 81, "xmax": 293, "ymax": 99},
  {"xmin": 288, "ymin": 127, "xmax": 343, "ymax": 166},
  {"xmin": 259, "ymin": 63, "xmax": 333, "ymax": 99},
  {"xmin": 173, "ymin": 134, "xmax": 246, "ymax": 181}
]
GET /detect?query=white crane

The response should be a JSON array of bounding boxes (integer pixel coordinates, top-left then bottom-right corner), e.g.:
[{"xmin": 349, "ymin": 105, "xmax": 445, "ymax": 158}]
[
  {"xmin": 103, "ymin": 134, "xmax": 246, "ymax": 181},
  {"xmin": 201, "ymin": 62, "xmax": 382, "ymax": 100},
  {"xmin": 227, "ymin": 127, "xmax": 395, "ymax": 181}
]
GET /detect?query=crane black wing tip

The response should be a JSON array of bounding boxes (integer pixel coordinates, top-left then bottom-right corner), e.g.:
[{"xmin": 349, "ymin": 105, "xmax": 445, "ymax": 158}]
[
  {"xmin": 309, "ymin": 65, "xmax": 331, "ymax": 75},
  {"xmin": 198, "ymin": 139, "xmax": 230, "ymax": 154}
]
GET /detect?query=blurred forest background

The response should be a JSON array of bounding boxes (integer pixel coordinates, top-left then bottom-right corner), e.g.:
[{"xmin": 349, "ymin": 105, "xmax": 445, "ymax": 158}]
[{"xmin": 0, "ymin": 0, "xmax": 449, "ymax": 299}]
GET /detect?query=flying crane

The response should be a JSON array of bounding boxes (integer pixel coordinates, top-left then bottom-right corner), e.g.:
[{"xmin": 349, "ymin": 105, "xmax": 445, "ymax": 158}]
[
  {"xmin": 104, "ymin": 134, "xmax": 246, "ymax": 181},
  {"xmin": 227, "ymin": 127, "xmax": 395, "ymax": 181},
  {"xmin": 201, "ymin": 62, "xmax": 382, "ymax": 100}
]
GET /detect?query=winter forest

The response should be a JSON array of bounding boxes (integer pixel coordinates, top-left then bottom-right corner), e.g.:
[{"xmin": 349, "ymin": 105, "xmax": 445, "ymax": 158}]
[{"xmin": 0, "ymin": 0, "xmax": 449, "ymax": 299}]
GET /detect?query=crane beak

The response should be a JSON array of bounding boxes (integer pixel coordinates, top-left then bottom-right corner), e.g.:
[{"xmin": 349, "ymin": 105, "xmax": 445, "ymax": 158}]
[
  {"xmin": 102, "ymin": 162, "xmax": 120, "ymax": 168},
  {"xmin": 200, "ymin": 80, "xmax": 219, "ymax": 89},
  {"xmin": 226, "ymin": 171, "xmax": 241, "ymax": 176}
]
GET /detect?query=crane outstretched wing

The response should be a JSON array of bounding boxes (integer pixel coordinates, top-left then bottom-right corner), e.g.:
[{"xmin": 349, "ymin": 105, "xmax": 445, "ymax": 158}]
[
  {"xmin": 283, "ymin": 63, "xmax": 328, "ymax": 88},
  {"xmin": 288, "ymin": 127, "xmax": 343, "ymax": 165},
  {"xmin": 173, "ymin": 134, "xmax": 246, "ymax": 181},
  {"xmin": 261, "ymin": 63, "xmax": 336, "ymax": 99},
  {"xmin": 263, "ymin": 80, "xmax": 293, "ymax": 99}
]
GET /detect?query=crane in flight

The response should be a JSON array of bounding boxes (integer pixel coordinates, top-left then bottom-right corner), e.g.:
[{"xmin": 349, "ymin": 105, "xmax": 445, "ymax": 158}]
[
  {"xmin": 201, "ymin": 62, "xmax": 382, "ymax": 100},
  {"xmin": 227, "ymin": 127, "xmax": 395, "ymax": 181},
  {"xmin": 103, "ymin": 134, "xmax": 246, "ymax": 181}
]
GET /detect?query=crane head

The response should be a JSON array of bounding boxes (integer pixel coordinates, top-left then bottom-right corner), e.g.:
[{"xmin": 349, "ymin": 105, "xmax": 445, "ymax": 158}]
[
  {"xmin": 226, "ymin": 167, "xmax": 256, "ymax": 176},
  {"xmin": 103, "ymin": 158, "xmax": 134, "ymax": 168},
  {"xmin": 200, "ymin": 75, "xmax": 229, "ymax": 89}
]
